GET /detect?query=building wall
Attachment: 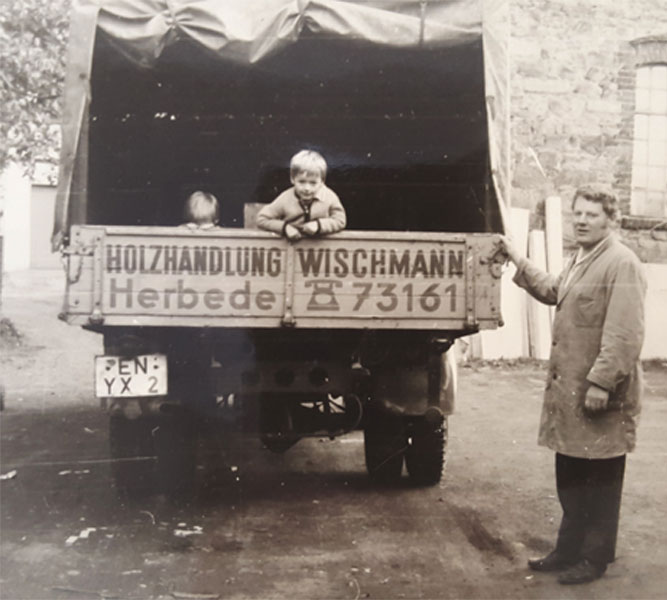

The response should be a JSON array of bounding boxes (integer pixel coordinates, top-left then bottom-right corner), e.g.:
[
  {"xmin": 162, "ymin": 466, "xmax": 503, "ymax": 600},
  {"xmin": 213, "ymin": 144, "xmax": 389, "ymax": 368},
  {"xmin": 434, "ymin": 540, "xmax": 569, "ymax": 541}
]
[
  {"xmin": 30, "ymin": 185, "xmax": 60, "ymax": 269},
  {"xmin": 0, "ymin": 166, "xmax": 59, "ymax": 273},
  {"xmin": 509, "ymin": 0, "xmax": 667, "ymax": 357},
  {"xmin": 511, "ymin": 0, "xmax": 667, "ymax": 259},
  {"xmin": 0, "ymin": 164, "xmax": 31, "ymax": 272}
]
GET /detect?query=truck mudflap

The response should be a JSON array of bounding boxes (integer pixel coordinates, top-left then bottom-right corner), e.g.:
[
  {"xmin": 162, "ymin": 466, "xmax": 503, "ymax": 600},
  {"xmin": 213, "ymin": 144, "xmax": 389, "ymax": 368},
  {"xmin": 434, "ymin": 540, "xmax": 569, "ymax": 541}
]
[{"xmin": 61, "ymin": 225, "xmax": 504, "ymax": 332}]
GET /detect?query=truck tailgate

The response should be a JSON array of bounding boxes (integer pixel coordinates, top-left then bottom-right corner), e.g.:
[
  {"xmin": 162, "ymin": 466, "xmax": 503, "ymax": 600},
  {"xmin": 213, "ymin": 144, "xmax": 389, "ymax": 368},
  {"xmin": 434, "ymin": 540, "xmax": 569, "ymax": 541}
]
[{"xmin": 62, "ymin": 226, "xmax": 503, "ymax": 331}]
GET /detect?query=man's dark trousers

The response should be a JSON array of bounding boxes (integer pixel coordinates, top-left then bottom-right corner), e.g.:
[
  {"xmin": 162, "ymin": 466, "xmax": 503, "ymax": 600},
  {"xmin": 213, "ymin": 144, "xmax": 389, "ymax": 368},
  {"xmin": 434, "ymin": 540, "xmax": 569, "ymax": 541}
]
[{"xmin": 554, "ymin": 452, "xmax": 626, "ymax": 567}]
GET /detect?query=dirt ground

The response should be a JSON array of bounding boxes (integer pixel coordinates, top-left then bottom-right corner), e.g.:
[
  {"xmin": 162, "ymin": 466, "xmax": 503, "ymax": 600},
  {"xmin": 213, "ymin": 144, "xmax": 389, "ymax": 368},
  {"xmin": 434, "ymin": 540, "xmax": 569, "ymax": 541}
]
[{"xmin": 1, "ymin": 270, "xmax": 667, "ymax": 600}]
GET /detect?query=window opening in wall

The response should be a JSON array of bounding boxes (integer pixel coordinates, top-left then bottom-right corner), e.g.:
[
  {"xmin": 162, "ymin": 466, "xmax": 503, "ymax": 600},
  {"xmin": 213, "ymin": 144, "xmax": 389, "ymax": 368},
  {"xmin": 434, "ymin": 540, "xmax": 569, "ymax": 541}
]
[{"xmin": 631, "ymin": 64, "xmax": 667, "ymax": 217}]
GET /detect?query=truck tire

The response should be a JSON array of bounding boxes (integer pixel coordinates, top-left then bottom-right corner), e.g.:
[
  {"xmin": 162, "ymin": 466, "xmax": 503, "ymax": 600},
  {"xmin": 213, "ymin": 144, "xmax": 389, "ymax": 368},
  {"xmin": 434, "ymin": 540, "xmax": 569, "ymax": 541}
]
[
  {"xmin": 109, "ymin": 415, "xmax": 197, "ymax": 501},
  {"xmin": 153, "ymin": 415, "xmax": 197, "ymax": 500},
  {"xmin": 109, "ymin": 416, "xmax": 158, "ymax": 499},
  {"xmin": 259, "ymin": 394, "xmax": 299, "ymax": 454},
  {"xmin": 261, "ymin": 436, "xmax": 297, "ymax": 454},
  {"xmin": 364, "ymin": 415, "xmax": 406, "ymax": 483},
  {"xmin": 405, "ymin": 417, "xmax": 448, "ymax": 486}
]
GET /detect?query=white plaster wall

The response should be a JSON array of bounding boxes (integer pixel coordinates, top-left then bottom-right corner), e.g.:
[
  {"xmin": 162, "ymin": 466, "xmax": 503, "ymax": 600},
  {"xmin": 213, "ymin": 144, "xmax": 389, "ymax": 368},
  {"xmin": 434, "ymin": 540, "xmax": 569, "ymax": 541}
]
[
  {"xmin": 0, "ymin": 164, "xmax": 31, "ymax": 272},
  {"xmin": 642, "ymin": 264, "xmax": 667, "ymax": 359}
]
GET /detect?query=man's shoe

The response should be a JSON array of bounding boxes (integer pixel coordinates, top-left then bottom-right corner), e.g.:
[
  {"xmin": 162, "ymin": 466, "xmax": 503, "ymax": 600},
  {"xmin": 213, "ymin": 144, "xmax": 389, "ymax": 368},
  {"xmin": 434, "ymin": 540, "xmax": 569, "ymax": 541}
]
[
  {"xmin": 527, "ymin": 550, "xmax": 575, "ymax": 572},
  {"xmin": 557, "ymin": 559, "xmax": 606, "ymax": 585}
]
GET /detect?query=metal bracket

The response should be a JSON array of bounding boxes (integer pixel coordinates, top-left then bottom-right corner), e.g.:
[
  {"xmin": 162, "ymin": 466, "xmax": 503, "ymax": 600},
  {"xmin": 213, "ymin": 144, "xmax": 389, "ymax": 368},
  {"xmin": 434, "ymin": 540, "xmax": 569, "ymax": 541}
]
[
  {"xmin": 479, "ymin": 239, "xmax": 507, "ymax": 279},
  {"xmin": 281, "ymin": 242, "xmax": 296, "ymax": 327},
  {"xmin": 465, "ymin": 242, "xmax": 476, "ymax": 328},
  {"xmin": 62, "ymin": 242, "xmax": 95, "ymax": 285},
  {"xmin": 61, "ymin": 244, "xmax": 95, "ymax": 256},
  {"xmin": 89, "ymin": 236, "xmax": 105, "ymax": 325}
]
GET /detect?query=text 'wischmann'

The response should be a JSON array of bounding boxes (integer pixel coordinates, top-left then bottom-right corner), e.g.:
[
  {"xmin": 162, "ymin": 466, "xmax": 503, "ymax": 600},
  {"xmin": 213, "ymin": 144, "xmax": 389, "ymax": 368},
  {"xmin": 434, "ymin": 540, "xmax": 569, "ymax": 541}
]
[{"xmin": 295, "ymin": 248, "xmax": 464, "ymax": 279}]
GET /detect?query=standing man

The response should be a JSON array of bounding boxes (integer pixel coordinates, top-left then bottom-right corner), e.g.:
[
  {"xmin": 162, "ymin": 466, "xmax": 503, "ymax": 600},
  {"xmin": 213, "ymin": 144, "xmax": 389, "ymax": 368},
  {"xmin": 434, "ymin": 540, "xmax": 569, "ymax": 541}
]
[{"xmin": 500, "ymin": 185, "xmax": 647, "ymax": 585}]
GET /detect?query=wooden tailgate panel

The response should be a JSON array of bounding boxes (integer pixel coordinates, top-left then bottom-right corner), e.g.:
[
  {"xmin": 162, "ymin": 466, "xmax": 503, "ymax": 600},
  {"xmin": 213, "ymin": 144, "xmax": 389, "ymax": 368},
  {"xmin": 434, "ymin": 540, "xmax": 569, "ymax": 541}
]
[{"xmin": 63, "ymin": 226, "xmax": 502, "ymax": 331}]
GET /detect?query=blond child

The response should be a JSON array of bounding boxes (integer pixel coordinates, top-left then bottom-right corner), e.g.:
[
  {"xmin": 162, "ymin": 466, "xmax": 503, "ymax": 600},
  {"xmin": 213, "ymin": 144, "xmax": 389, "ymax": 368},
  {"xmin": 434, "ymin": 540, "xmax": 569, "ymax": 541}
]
[
  {"xmin": 181, "ymin": 191, "xmax": 220, "ymax": 229},
  {"xmin": 256, "ymin": 150, "xmax": 346, "ymax": 241}
]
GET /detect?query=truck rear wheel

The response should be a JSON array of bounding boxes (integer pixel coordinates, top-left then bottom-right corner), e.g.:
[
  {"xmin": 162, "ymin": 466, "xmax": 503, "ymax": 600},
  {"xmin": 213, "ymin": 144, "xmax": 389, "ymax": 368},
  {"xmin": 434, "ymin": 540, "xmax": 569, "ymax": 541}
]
[
  {"xmin": 405, "ymin": 417, "xmax": 448, "ymax": 486},
  {"xmin": 153, "ymin": 415, "xmax": 197, "ymax": 500},
  {"xmin": 109, "ymin": 415, "xmax": 196, "ymax": 500},
  {"xmin": 259, "ymin": 394, "xmax": 300, "ymax": 454},
  {"xmin": 364, "ymin": 414, "xmax": 406, "ymax": 483},
  {"xmin": 109, "ymin": 416, "xmax": 158, "ymax": 499}
]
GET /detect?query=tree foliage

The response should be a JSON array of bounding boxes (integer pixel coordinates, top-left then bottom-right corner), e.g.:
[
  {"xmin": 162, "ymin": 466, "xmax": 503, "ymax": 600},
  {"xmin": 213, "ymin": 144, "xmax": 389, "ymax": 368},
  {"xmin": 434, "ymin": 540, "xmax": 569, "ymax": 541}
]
[{"xmin": 0, "ymin": 0, "xmax": 70, "ymax": 174}]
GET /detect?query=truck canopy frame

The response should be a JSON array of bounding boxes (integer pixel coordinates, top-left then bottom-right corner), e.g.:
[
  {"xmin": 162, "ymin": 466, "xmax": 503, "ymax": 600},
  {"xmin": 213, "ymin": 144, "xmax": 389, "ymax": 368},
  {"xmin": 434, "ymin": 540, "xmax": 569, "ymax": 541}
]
[{"xmin": 54, "ymin": 0, "xmax": 510, "ymax": 248}]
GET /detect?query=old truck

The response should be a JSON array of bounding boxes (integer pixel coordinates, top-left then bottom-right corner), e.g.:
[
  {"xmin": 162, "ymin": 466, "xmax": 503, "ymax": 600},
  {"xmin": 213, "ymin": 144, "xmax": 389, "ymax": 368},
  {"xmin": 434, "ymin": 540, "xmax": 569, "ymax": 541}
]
[{"xmin": 54, "ymin": 0, "xmax": 510, "ymax": 497}]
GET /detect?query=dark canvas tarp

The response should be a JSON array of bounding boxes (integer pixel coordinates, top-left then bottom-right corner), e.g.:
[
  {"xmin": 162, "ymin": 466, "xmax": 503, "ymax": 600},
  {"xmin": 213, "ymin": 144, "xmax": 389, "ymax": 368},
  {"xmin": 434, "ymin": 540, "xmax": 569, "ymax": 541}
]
[{"xmin": 53, "ymin": 0, "xmax": 510, "ymax": 248}]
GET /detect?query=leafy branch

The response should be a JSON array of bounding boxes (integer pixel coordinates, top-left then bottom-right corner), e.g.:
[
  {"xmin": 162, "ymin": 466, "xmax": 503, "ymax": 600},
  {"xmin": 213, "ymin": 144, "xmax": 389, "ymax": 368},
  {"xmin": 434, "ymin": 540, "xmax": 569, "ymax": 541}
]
[{"xmin": 0, "ymin": 0, "xmax": 71, "ymax": 174}]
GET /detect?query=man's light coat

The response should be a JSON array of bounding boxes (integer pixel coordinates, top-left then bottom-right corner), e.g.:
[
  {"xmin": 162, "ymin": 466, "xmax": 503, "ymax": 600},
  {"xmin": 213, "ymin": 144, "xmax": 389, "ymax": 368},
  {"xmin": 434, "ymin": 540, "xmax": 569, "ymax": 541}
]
[{"xmin": 514, "ymin": 234, "xmax": 647, "ymax": 458}]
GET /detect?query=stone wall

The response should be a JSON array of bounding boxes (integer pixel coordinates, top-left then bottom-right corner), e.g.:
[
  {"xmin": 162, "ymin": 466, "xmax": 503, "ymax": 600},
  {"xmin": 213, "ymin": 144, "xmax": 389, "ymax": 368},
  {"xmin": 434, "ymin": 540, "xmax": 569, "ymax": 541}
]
[{"xmin": 511, "ymin": 0, "xmax": 667, "ymax": 260}]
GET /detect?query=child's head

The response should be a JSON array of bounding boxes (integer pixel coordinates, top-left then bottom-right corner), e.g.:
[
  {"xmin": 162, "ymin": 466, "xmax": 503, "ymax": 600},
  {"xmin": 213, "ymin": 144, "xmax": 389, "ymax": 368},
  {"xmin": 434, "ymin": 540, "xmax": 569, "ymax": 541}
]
[
  {"xmin": 290, "ymin": 150, "xmax": 327, "ymax": 202},
  {"xmin": 184, "ymin": 191, "xmax": 219, "ymax": 225}
]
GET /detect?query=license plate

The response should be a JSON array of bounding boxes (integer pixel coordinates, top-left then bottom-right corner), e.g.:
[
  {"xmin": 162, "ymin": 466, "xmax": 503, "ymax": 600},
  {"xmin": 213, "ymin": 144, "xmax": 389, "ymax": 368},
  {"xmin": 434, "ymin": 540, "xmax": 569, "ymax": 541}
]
[{"xmin": 95, "ymin": 354, "xmax": 167, "ymax": 397}]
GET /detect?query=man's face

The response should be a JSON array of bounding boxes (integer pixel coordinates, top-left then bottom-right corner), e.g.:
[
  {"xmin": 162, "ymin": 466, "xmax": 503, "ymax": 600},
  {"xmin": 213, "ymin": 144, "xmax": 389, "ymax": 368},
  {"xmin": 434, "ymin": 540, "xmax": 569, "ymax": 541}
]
[
  {"xmin": 572, "ymin": 197, "xmax": 613, "ymax": 249},
  {"xmin": 292, "ymin": 171, "xmax": 323, "ymax": 203}
]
